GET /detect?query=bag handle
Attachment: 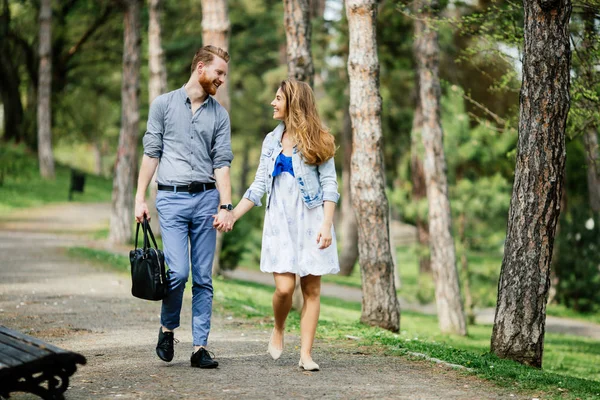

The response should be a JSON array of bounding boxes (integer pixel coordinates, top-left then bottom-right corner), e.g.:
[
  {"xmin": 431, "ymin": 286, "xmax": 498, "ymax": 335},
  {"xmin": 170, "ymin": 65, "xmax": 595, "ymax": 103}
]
[
  {"xmin": 134, "ymin": 217, "xmax": 159, "ymax": 250},
  {"xmin": 143, "ymin": 217, "xmax": 159, "ymax": 250}
]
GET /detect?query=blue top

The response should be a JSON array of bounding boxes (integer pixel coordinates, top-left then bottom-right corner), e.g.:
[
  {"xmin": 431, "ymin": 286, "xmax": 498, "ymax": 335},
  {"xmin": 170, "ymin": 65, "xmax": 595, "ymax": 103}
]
[
  {"xmin": 142, "ymin": 86, "xmax": 234, "ymax": 185},
  {"xmin": 272, "ymin": 153, "xmax": 295, "ymax": 177}
]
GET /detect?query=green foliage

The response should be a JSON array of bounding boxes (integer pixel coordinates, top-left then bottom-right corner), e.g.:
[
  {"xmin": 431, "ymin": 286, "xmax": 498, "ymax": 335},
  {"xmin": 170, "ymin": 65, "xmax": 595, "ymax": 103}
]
[
  {"xmin": 219, "ymin": 202, "xmax": 263, "ymax": 271},
  {"xmin": 555, "ymin": 210, "xmax": 600, "ymax": 313},
  {"xmin": 0, "ymin": 142, "xmax": 36, "ymax": 186}
]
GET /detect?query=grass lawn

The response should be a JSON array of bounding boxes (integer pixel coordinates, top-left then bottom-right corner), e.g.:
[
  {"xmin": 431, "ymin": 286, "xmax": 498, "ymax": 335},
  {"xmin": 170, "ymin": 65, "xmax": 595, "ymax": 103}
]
[
  {"xmin": 0, "ymin": 145, "xmax": 112, "ymax": 214},
  {"xmin": 68, "ymin": 246, "xmax": 600, "ymax": 399}
]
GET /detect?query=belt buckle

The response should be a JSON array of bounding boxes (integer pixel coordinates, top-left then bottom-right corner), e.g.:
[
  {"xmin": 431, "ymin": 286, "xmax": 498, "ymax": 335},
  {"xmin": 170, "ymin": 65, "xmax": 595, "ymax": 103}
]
[{"xmin": 188, "ymin": 181, "xmax": 203, "ymax": 193}]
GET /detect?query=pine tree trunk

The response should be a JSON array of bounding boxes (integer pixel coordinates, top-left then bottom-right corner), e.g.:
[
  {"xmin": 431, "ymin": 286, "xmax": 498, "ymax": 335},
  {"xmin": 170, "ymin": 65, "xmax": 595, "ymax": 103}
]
[
  {"xmin": 410, "ymin": 76, "xmax": 431, "ymax": 274},
  {"xmin": 339, "ymin": 105, "xmax": 359, "ymax": 276},
  {"xmin": 346, "ymin": 0, "xmax": 399, "ymax": 332},
  {"xmin": 415, "ymin": 0, "xmax": 467, "ymax": 336},
  {"xmin": 92, "ymin": 141, "xmax": 103, "ymax": 175},
  {"xmin": 37, "ymin": 0, "xmax": 55, "ymax": 179},
  {"xmin": 284, "ymin": 0, "xmax": 314, "ymax": 87},
  {"xmin": 584, "ymin": 129, "xmax": 600, "ymax": 213},
  {"xmin": 148, "ymin": 0, "xmax": 168, "ymax": 236},
  {"xmin": 201, "ymin": 0, "xmax": 230, "ymax": 110},
  {"xmin": 284, "ymin": 0, "xmax": 315, "ymax": 309},
  {"xmin": 491, "ymin": 0, "xmax": 571, "ymax": 368},
  {"xmin": 109, "ymin": 0, "xmax": 141, "ymax": 245},
  {"xmin": 458, "ymin": 213, "xmax": 475, "ymax": 325},
  {"xmin": 201, "ymin": 0, "xmax": 230, "ymax": 275}
]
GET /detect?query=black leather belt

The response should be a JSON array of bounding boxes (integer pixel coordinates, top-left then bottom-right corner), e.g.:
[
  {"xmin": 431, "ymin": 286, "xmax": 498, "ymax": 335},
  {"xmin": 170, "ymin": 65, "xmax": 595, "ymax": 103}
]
[{"xmin": 157, "ymin": 182, "xmax": 216, "ymax": 193}]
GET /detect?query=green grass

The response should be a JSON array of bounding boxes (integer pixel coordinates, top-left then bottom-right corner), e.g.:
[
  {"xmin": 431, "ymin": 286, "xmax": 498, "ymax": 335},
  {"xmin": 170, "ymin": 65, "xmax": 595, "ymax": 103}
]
[
  {"xmin": 69, "ymin": 246, "xmax": 600, "ymax": 399},
  {"xmin": 0, "ymin": 150, "xmax": 112, "ymax": 213}
]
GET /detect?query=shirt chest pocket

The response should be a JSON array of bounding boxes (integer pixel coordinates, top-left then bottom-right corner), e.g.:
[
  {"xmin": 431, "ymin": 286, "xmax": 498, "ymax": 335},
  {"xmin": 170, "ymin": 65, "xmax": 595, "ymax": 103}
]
[{"xmin": 261, "ymin": 147, "xmax": 274, "ymax": 159}]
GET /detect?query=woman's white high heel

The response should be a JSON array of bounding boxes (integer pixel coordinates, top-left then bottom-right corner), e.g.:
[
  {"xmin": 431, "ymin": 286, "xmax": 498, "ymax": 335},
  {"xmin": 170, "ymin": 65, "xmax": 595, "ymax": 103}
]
[{"xmin": 267, "ymin": 329, "xmax": 283, "ymax": 360}]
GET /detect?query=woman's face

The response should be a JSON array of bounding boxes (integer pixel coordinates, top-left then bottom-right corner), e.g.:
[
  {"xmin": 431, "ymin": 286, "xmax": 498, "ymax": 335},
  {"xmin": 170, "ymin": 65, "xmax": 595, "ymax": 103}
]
[{"xmin": 270, "ymin": 88, "xmax": 287, "ymax": 121}]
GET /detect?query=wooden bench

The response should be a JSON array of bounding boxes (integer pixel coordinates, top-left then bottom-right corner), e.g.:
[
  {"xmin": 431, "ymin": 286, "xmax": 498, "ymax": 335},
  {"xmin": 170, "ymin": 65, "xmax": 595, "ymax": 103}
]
[{"xmin": 0, "ymin": 326, "xmax": 86, "ymax": 400}]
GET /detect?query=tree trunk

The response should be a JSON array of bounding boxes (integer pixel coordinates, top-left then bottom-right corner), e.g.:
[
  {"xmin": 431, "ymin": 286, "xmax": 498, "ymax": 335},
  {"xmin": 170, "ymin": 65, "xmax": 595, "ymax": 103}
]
[
  {"xmin": 148, "ymin": 0, "xmax": 168, "ymax": 236},
  {"xmin": 410, "ymin": 74, "xmax": 431, "ymax": 274},
  {"xmin": 339, "ymin": 105, "xmax": 359, "ymax": 276},
  {"xmin": 284, "ymin": 0, "xmax": 315, "ymax": 309},
  {"xmin": 37, "ymin": 0, "xmax": 55, "ymax": 179},
  {"xmin": 346, "ymin": 0, "xmax": 399, "ymax": 332},
  {"xmin": 238, "ymin": 136, "xmax": 251, "ymax": 198},
  {"xmin": 201, "ymin": 0, "xmax": 230, "ymax": 275},
  {"xmin": 583, "ymin": 129, "xmax": 600, "ymax": 213},
  {"xmin": 92, "ymin": 141, "xmax": 103, "ymax": 175},
  {"xmin": 491, "ymin": 0, "xmax": 571, "ymax": 368},
  {"xmin": 201, "ymin": 0, "xmax": 230, "ymax": 111},
  {"xmin": 283, "ymin": 0, "xmax": 314, "ymax": 87},
  {"xmin": 458, "ymin": 213, "xmax": 475, "ymax": 325},
  {"xmin": 415, "ymin": 0, "xmax": 467, "ymax": 336},
  {"xmin": 109, "ymin": 0, "xmax": 141, "ymax": 245}
]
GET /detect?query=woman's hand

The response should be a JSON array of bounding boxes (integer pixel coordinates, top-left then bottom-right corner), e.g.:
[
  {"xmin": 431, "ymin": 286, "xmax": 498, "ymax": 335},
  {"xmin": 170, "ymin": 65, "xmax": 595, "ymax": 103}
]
[{"xmin": 316, "ymin": 223, "xmax": 333, "ymax": 249}]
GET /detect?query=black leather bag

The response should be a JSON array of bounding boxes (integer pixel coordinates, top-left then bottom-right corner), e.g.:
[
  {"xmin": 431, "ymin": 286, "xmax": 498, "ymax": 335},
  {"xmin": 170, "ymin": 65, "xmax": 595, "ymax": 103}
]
[{"xmin": 130, "ymin": 218, "xmax": 168, "ymax": 301}]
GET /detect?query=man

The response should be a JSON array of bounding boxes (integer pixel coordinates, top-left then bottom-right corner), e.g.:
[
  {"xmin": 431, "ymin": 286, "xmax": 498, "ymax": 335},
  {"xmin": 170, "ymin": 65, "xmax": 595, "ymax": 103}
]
[{"xmin": 134, "ymin": 45, "xmax": 234, "ymax": 369}]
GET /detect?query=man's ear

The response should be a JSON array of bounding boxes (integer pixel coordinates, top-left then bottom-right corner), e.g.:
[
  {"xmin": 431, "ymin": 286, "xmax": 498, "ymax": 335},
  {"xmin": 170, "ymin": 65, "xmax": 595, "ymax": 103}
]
[{"xmin": 196, "ymin": 61, "xmax": 204, "ymax": 74}]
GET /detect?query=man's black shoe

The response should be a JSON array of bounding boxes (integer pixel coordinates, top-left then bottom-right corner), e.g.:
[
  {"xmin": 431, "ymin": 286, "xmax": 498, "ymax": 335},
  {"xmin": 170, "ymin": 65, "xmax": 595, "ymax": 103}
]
[
  {"xmin": 156, "ymin": 327, "xmax": 175, "ymax": 362},
  {"xmin": 190, "ymin": 347, "xmax": 219, "ymax": 369}
]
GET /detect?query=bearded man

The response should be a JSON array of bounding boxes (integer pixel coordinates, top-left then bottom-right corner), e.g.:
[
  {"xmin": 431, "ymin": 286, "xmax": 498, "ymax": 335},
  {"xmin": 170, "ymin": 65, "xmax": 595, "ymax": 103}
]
[{"xmin": 134, "ymin": 45, "xmax": 234, "ymax": 369}]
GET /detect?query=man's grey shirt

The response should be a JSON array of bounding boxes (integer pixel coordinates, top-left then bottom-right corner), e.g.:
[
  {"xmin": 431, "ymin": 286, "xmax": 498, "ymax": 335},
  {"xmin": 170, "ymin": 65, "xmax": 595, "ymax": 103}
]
[{"xmin": 143, "ymin": 86, "xmax": 234, "ymax": 186}]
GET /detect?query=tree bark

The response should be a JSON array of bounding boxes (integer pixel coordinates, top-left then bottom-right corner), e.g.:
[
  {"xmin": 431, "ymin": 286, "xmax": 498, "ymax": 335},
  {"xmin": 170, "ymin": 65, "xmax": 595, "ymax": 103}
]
[
  {"xmin": 339, "ymin": 105, "xmax": 359, "ymax": 276},
  {"xmin": 201, "ymin": 0, "xmax": 231, "ymax": 275},
  {"xmin": 415, "ymin": 0, "xmax": 467, "ymax": 336},
  {"xmin": 458, "ymin": 212, "xmax": 475, "ymax": 325},
  {"xmin": 584, "ymin": 129, "xmax": 600, "ymax": 213},
  {"xmin": 37, "ymin": 0, "xmax": 55, "ymax": 179},
  {"xmin": 491, "ymin": 0, "xmax": 571, "ymax": 368},
  {"xmin": 410, "ymin": 74, "xmax": 431, "ymax": 274},
  {"xmin": 148, "ymin": 0, "xmax": 168, "ymax": 236},
  {"xmin": 346, "ymin": 0, "xmax": 399, "ymax": 332},
  {"xmin": 284, "ymin": 0, "xmax": 316, "ymax": 309},
  {"xmin": 109, "ymin": 0, "xmax": 141, "ymax": 245},
  {"xmin": 284, "ymin": 0, "xmax": 314, "ymax": 87},
  {"xmin": 201, "ymin": 0, "xmax": 230, "ymax": 110}
]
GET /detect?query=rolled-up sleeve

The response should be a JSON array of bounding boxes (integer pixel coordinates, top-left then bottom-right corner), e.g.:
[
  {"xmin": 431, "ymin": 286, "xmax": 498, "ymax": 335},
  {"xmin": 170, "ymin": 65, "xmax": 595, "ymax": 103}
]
[
  {"xmin": 318, "ymin": 157, "xmax": 340, "ymax": 203},
  {"xmin": 143, "ymin": 96, "xmax": 165, "ymax": 158},
  {"xmin": 211, "ymin": 109, "xmax": 234, "ymax": 169}
]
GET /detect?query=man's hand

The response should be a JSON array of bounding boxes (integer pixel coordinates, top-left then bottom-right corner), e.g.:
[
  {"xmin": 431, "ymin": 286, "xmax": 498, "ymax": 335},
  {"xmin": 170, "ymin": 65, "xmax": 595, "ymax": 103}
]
[
  {"xmin": 213, "ymin": 209, "xmax": 235, "ymax": 232},
  {"xmin": 135, "ymin": 198, "xmax": 150, "ymax": 223}
]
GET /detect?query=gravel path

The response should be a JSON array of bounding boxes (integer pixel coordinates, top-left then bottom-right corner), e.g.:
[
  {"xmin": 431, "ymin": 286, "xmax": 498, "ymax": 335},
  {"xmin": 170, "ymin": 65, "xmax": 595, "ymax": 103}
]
[{"xmin": 0, "ymin": 203, "xmax": 525, "ymax": 399}]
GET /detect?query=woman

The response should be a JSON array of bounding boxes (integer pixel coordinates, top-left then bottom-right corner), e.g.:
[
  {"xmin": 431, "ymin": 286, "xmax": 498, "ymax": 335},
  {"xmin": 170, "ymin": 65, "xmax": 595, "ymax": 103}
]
[{"xmin": 231, "ymin": 79, "xmax": 339, "ymax": 371}]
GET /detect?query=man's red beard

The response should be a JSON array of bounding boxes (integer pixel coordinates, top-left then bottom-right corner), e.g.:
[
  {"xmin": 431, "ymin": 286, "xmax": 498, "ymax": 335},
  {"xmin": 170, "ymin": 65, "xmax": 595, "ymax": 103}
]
[{"xmin": 199, "ymin": 72, "xmax": 218, "ymax": 96}]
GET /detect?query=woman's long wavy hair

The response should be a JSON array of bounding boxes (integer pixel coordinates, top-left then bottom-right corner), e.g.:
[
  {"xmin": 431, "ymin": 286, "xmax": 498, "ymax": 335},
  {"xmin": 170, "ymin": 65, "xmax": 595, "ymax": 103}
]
[{"xmin": 280, "ymin": 80, "xmax": 335, "ymax": 165}]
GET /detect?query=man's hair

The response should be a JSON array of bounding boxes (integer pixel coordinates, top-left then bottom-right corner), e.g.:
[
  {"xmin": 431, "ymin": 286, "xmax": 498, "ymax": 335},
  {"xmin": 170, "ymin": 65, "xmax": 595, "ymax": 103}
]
[{"xmin": 190, "ymin": 45, "xmax": 230, "ymax": 73}]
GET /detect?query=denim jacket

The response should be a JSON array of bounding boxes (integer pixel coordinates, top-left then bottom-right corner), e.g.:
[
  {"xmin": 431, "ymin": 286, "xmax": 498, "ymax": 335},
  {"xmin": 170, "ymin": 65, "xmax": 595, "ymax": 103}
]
[{"xmin": 243, "ymin": 123, "xmax": 340, "ymax": 209}]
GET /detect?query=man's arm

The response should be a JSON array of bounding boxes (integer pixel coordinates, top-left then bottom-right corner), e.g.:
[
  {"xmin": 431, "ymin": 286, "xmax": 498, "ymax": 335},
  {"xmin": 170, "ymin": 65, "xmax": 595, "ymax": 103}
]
[
  {"xmin": 134, "ymin": 155, "xmax": 159, "ymax": 222},
  {"xmin": 214, "ymin": 166, "xmax": 234, "ymax": 231}
]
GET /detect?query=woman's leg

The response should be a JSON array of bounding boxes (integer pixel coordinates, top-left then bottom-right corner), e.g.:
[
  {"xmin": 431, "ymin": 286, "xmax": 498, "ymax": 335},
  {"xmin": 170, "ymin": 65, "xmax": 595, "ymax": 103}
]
[
  {"xmin": 299, "ymin": 274, "xmax": 321, "ymax": 362},
  {"xmin": 271, "ymin": 272, "xmax": 296, "ymax": 348}
]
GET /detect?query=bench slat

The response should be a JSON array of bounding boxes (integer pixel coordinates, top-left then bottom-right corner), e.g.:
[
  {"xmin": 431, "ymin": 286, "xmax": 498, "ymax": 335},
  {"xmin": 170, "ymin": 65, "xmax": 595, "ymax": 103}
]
[
  {"xmin": 0, "ymin": 340, "xmax": 47, "ymax": 365},
  {"xmin": 0, "ymin": 334, "xmax": 52, "ymax": 357},
  {"xmin": 0, "ymin": 326, "xmax": 69, "ymax": 355}
]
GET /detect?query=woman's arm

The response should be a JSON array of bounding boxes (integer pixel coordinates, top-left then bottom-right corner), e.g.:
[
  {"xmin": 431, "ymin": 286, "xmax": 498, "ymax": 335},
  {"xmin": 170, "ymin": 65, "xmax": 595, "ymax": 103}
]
[{"xmin": 316, "ymin": 200, "xmax": 336, "ymax": 249}]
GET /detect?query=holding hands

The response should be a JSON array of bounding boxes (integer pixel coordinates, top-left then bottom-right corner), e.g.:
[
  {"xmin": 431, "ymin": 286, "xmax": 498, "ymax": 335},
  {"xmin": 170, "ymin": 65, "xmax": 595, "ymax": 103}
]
[{"xmin": 213, "ymin": 208, "xmax": 236, "ymax": 232}]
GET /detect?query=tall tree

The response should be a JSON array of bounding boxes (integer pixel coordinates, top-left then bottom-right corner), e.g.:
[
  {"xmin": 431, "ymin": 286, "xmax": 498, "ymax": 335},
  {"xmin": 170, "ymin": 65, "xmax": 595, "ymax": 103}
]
[
  {"xmin": 201, "ymin": 0, "xmax": 231, "ymax": 274},
  {"xmin": 283, "ymin": 0, "xmax": 315, "ymax": 309},
  {"xmin": 410, "ymin": 79, "xmax": 431, "ymax": 274},
  {"xmin": 491, "ymin": 0, "xmax": 571, "ymax": 367},
  {"xmin": 284, "ymin": 0, "xmax": 314, "ymax": 87},
  {"xmin": 346, "ymin": 0, "xmax": 399, "ymax": 332},
  {"xmin": 37, "ymin": 0, "xmax": 55, "ymax": 179},
  {"xmin": 109, "ymin": 0, "xmax": 142, "ymax": 244},
  {"xmin": 339, "ymin": 104, "xmax": 359, "ymax": 275},
  {"xmin": 414, "ymin": 0, "xmax": 467, "ymax": 335},
  {"xmin": 148, "ymin": 0, "xmax": 168, "ymax": 235}
]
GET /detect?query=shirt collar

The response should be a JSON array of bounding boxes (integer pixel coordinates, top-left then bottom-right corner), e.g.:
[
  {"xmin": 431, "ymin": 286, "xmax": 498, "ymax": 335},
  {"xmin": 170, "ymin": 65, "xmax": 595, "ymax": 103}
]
[{"xmin": 180, "ymin": 85, "xmax": 211, "ymax": 107}]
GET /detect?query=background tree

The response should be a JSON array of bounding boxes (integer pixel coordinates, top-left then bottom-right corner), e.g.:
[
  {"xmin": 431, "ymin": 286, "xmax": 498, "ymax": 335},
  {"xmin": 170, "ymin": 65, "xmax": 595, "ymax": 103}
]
[
  {"xmin": 491, "ymin": 0, "xmax": 572, "ymax": 367},
  {"xmin": 109, "ymin": 0, "xmax": 142, "ymax": 244},
  {"xmin": 37, "ymin": 0, "xmax": 55, "ymax": 179},
  {"xmin": 346, "ymin": 0, "xmax": 399, "ymax": 332},
  {"xmin": 414, "ymin": 0, "xmax": 467, "ymax": 335}
]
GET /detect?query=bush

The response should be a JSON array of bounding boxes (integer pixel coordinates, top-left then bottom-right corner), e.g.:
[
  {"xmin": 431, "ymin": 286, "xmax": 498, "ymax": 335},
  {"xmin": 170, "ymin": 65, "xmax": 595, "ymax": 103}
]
[
  {"xmin": 554, "ymin": 209, "xmax": 600, "ymax": 313},
  {"xmin": 219, "ymin": 203, "xmax": 264, "ymax": 271}
]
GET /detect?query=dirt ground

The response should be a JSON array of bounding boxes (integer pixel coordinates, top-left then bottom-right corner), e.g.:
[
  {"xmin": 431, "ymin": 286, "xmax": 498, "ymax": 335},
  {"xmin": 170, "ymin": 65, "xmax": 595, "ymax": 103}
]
[{"xmin": 0, "ymin": 204, "xmax": 526, "ymax": 399}]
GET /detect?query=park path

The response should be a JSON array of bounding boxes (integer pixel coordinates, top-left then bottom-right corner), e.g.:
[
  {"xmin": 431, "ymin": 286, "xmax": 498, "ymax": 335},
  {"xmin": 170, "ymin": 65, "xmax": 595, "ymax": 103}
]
[{"xmin": 0, "ymin": 203, "xmax": 544, "ymax": 399}]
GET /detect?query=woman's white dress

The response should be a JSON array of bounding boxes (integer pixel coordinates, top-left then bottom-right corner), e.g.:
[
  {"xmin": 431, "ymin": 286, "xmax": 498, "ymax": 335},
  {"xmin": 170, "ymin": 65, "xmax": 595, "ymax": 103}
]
[{"xmin": 260, "ymin": 171, "xmax": 340, "ymax": 277}]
